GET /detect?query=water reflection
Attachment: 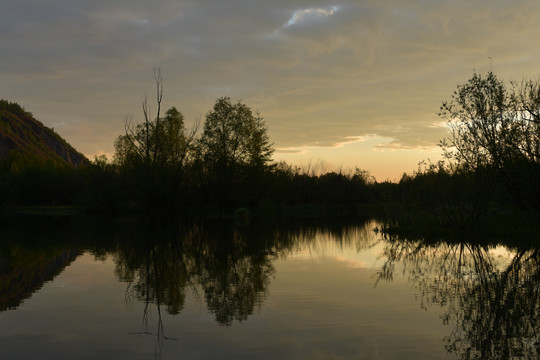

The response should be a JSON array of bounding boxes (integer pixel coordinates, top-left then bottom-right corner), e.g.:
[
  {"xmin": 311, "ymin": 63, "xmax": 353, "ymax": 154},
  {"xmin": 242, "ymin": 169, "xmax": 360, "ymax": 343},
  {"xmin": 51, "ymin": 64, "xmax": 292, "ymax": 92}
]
[
  {"xmin": 92, "ymin": 217, "xmax": 376, "ymax": 357},
  {"xmin": 378, "ymin": 234, "xmax": 540, "ymax": 359},
  {"xmin": 0, "ymin": 248, "xmax": 80, "ymax": 312},
  {"xmin": 0, "ymin": 215, "xmax": 376, "ymax": 341},
  {"xmin": 0, "ymin": 216, "xmax": 82, "ymax": 312},
  {"xmin": 111, "ymin": 217, "xmax": 377, "ymax": 328},
  {"xmin": 3, "ymin": 215, "xmax": 540, "ymax": 359}
]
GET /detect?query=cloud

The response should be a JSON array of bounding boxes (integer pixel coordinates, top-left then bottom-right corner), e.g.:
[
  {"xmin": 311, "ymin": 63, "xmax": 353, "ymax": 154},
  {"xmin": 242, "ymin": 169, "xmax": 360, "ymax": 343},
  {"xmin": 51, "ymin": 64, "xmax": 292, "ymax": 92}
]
[
  {"xmin": 275, "ymin": 135, "xmax": 368, "ymax": 155},
  {"xmin": 2, "ymin": 0, "xmax": 540, "ymax": 178},
  {"xmin": 372, "ymin": 123, "xmax": 449, "ymax": 151},
  {"xmin": 275, "ymin": 148, "xmax": 306, "ymax": 155},
  {"xmin": 283, "ymin": 6, "xmax": 340, "ymax": 28}
]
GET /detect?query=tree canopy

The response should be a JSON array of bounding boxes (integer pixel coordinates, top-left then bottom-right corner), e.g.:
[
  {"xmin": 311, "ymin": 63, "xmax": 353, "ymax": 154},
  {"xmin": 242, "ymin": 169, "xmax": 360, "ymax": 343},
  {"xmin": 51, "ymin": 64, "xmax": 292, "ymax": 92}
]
[
  {"xmin": 439, "ymin": 71, "xmax": 540, "ymax": 209},
  {"xmin": 199, "ymin": 97, "xmax": 273, "ymax": 179}
]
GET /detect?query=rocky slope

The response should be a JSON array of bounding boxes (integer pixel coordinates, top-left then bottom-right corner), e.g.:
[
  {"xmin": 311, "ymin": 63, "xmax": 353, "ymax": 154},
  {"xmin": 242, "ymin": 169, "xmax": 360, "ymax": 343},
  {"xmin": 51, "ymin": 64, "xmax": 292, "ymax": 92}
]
[{"xmin": 0, "ymin": 99, "xmax": 88, "ymax": 167}]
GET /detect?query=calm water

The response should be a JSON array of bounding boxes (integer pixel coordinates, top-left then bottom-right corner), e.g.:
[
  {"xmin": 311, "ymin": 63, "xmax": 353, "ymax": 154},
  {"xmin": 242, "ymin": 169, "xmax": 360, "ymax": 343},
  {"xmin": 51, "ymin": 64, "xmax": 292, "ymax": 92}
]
[{"xmin": 0, "ymin": 215, "xmax": 538, "ymax": 359}]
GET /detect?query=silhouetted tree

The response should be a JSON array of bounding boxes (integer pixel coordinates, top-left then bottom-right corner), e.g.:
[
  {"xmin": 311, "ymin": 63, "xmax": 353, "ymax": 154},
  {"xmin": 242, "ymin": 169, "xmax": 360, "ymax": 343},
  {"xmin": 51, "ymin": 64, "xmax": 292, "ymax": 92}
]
[
  {"xmin": 439, "ymin": 71, "xmax": 540, "ymax": 209},
  {"xmin": 198, "ymin": 97, "xmax": 274, "ymax": 206},
  {"xmin": 113, "ymin": 69, "xmax": 197, "ymax": 208}
]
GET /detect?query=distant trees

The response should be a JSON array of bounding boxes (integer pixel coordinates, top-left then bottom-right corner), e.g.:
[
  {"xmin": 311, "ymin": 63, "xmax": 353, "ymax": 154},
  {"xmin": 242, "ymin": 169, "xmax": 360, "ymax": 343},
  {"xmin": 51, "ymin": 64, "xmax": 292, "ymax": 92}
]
[
  {"xmin": 110, "ymin": 78, "xmax": 384, "ymax": 211},
  {"xmin": 439, "ymin": 71, "xmax": 540, "ymax": 209},
  {"xmin": 113, "ymin": 72, "xmax": 274, "ymax": 208}
]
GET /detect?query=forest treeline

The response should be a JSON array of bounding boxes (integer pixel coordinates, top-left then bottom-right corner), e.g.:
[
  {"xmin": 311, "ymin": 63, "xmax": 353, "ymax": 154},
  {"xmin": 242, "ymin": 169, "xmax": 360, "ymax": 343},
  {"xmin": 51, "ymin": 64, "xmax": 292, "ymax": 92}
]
[{"xmin": 1, "ymin": 70, "xmax": 539, "ymax": 234}]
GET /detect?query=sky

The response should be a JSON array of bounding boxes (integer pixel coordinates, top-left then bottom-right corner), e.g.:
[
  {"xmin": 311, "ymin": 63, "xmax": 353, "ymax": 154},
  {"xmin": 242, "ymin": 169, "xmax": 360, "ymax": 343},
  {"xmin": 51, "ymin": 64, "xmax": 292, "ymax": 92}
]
[{"xmin": 2, "ymin": 0, "xmax": 540, "ymax": 181}]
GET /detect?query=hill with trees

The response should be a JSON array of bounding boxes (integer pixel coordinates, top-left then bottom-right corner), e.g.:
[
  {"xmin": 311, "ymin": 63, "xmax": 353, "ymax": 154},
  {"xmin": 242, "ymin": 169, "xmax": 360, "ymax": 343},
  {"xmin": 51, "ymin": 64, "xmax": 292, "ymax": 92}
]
[{"xmin": 0, "ymin": 99, "xmax": 88, "ymax": 170}]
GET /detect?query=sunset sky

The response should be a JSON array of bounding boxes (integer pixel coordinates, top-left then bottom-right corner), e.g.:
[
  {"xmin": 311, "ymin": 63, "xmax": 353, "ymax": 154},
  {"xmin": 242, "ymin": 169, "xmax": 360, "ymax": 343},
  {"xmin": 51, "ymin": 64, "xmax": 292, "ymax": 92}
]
[{"xmin": 2, "ymin": 0, "xmax": 540, "ymax": 180}]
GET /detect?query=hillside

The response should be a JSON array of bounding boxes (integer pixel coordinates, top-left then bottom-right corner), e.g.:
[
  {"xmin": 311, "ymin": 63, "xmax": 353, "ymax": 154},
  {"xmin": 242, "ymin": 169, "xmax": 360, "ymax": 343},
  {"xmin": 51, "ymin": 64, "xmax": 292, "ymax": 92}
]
[
  {"xmin": 0, "ymin": 248, "xmax": 81, "ymax": 312},
  {"xmin": 0, "ymin": 99, "xmax": 88, "ymax": 168}
]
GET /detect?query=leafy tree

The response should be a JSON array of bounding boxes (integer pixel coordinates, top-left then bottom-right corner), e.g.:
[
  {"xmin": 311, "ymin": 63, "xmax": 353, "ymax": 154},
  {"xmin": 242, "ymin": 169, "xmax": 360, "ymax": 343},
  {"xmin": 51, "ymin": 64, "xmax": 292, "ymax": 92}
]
[
  {"xmin": 439, "ymin": 71, "xmax": 540, "ymax": 209},
  {"xmin": 511, "ymin": 78, "xmax": 540, "ymax": 164},
  {"xmin": 440, "ymin": 72, "xmax": 510, "ymax": 170},
  {"xmin": 198, "ymin": 97, "xmax": 274, "ymax": 205},
  {"xmin": 158, "ymin": 107, "xmax": 193, "ymax": 168},
  {"xmin": 113, "ymin": 69, "xmax": 198, "ymax": 208},
  {"xmin": 115, "ymin": 106, "xmax": 196, "ymax": 168}
]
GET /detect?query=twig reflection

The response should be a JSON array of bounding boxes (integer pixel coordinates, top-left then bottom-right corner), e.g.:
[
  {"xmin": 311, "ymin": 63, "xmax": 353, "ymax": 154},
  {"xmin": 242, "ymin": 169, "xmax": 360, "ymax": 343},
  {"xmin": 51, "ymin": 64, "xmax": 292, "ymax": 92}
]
[{"xmin": 378, "ymin": 233, "xmax": 540, "ymax": 359}]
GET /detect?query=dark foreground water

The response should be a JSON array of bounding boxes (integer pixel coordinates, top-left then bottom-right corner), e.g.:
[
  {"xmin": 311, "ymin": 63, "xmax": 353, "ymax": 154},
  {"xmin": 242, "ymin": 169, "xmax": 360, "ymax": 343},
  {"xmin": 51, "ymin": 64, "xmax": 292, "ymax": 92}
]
[{"xmin": 0, "ymin": 215, "xmax": 538, "ymax": 359}]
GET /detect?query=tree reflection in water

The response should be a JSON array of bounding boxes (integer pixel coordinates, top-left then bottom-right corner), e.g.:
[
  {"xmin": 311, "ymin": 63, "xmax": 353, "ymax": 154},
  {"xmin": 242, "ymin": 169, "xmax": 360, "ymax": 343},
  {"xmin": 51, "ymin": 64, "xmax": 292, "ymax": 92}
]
[
  {"xmin": 109, "ymin": 216, "xmax": 377, "ymax": 355},
  {"xmin": 5, "ymin": 215, "xmax": 538, "ymax": 358},
  {"xmin": 378, "ymin": 234, "xmax": 540, "ymax": 360}
]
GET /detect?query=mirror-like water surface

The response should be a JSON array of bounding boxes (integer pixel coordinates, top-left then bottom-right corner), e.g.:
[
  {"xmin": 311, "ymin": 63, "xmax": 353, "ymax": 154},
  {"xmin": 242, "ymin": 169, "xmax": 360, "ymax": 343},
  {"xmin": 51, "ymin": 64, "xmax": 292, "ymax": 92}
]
[{"xmin": 0, "ymin": 216, "xmax": 537, "ymax": 359}]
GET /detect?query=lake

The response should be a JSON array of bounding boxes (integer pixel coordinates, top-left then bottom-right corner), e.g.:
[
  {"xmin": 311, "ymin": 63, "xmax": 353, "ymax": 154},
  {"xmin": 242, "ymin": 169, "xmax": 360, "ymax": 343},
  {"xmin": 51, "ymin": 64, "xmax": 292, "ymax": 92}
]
[{"xmin": 0, "ymin": 215, "xmax": 538, "ymax": 359}]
